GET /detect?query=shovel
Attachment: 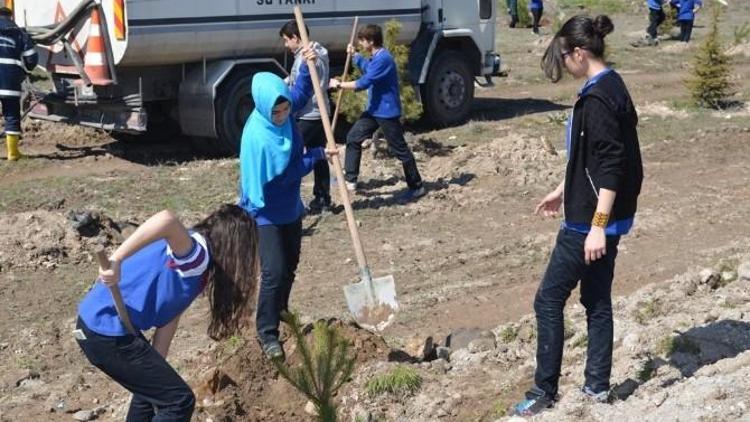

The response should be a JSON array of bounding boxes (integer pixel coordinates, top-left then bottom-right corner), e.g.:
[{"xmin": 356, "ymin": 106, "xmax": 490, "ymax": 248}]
[
  {"xmin": 294, "ymin": 7, "xmax": 398, "ymax": 331},
  {"xmin": 95, "ymin": 247, "xmax": 138, "ymax": 336},
  {"xmin": 330, "ymin": 15, "xmax": 358, "ymax": 135}
]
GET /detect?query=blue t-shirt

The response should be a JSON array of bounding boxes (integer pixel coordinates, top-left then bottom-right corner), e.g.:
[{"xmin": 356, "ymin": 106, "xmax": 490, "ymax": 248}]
[
  {"xmin": 354, "ymin": 49, "xmax": 402, "ymax": 119},
  {"xmin": 563, "ymin": 68, "xmax": 634, "ymax": 236},
  {"xmin": 647, "ymin": 0, "xmax": 663, "ymax": 10},
  {"xmin": 529, "ymin": 0, "xmax": 543, "ymax": 9},
  {"xmin": 78, "ymin": 232, "xmax": 210, "ymax": 336}
]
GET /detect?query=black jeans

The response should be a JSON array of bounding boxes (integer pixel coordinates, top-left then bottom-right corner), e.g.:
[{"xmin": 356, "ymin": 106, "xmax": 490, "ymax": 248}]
[
  {"xmin": 679, "ymin": 20, "xmax": 694, "ymax": 42},
  {"xmin": 256, "ymin": 219, "xmax": 302, "ymax": 345},
  {"xmin": 531, "ymin": 7, "xmax": 543, "ymax": 33},
  {"xmin": 506, "ymin": 0, "xmax": 518, "ymax": 26},
  {"xmin": 75, "ymin": 318, "xmax": 195, "ymax": 422},
  {"xmin": 344, "ymin": 113, "xmax": 423, "ymax": 190},
  {"xmin": 297, "ymin": 119, "xmax": 330, "ymax": 201},
  {"xmin": 1, "ymin": 97, "xmax": 21, "ymax": 134},
  {"xmin": 532, "ymin": 228, "xmax": 620, "ymax": 398},
  {"xmin": 647, "ymin": 8, "xmax": 666, "ymax": 39}
]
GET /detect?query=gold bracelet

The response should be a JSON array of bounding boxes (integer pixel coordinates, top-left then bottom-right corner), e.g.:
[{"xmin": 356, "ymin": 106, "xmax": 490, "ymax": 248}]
[{"xmin": 591, "ymin": 212, "xmax": 609, "ymax": 228}]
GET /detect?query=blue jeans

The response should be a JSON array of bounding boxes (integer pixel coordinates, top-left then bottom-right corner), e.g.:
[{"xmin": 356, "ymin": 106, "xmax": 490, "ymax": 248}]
[
  {"xmin": 532, "ymin": 228, "xmax": 620, "ymax": 398},
  {"xmin": 1, "ymin": 97, "xmax": 21, "ymax": 135},
  {"xmin": 256, "ymin": 219, "xmax": 302, "ymax": 345},
  {"xmin": 75, "ymin": 318, "xmax": 195, "ymax": 421}
]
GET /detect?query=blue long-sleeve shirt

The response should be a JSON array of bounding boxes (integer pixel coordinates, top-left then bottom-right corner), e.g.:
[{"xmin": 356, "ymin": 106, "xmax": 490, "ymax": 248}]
[
  {"xmin": 353, "ymin": 49, "xmax": 402, "ymax": 119},
  {"xmin": 647, "ymin": 0, "xmax": 663, "ymax": 10},
  {"xmin": 677, "ymin": 0, "xmax": 701, "ymax": 21},
  {"xmin": 528, "ymin": 0, "xmax": 543, "ymax": 9},
  {"xmin": 240, "ymin": 65, "xmax": 325, "ymax": 226}
]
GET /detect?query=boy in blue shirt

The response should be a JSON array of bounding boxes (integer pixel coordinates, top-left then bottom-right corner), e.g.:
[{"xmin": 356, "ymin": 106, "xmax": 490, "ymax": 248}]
[
  {"xmin": 330, "ymin": 24, "xmax": 425, "ymax": 203},
  {"xmin": 676, "ymin": 0, "xmax": 702, "ymax": 42},
  {"xmin": 645, "ymin": 0, "xmax": 666, "ymax": 42}
]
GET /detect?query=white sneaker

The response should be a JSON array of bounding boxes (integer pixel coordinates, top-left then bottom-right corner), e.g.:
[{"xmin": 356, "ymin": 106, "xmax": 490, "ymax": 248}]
[{"xmin": 345, "ymin": 181, "xmax": 357, "ymax": 192}]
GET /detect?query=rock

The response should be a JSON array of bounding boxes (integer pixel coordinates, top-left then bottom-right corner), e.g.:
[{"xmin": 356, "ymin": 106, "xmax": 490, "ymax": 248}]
[
  {"xmin": 403, "ymin": 335, "xmax": 436, "ymax": 361},
  {"xmin": 699, "ymin": 268, "xmax": 721, "ymax": 289},
  {"xmin": 445, "ymin": 328, "xmax": 483, "ymax": 350},
  {"xmin": 304, "ymin": 401, "xmax": 317, "ymax": 416},
  {"xmin": 738, "ymin": 261, "xmax": 750, "ymax": 282},
  {"xmin": 18, "ymin": 378, "xmax": 45, "ymax": 389},
  {"xmin": 622, "ymin": 332, "xmax": 641, "ymax": 350},
  {"xmin": 468, "ymin": 336, "xmax": 496, "ymax": 353},
  {"xmin": 435, "ymin": 346, "xmax": 451, "ymax": 361},
  {"xmin": 72, "ymin": 410, "xmax": 96, "ymax": 421}
]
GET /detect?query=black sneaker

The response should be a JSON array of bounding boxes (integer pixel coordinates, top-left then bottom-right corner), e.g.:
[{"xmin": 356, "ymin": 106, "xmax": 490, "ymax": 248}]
[
  {"xmin": 511, "ymin": 394, "xmax": 554, "ymax": 416},
  {"xmin": 307, "ymin": 196, "xmax": 332, "ymax": 215},
  {"xmin": 261, "ymin": 341, "xmax": 284, "ymax": 361},
  {"xmin": 396, "ymin": 186, "xmax": 426, "ymax": 204}
]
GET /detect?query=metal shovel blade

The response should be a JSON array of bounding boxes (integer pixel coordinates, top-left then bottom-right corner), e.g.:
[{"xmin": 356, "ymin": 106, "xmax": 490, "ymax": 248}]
[{"xmin": 344, "ymin": 274, "xmax": 398, "ymax": 332}]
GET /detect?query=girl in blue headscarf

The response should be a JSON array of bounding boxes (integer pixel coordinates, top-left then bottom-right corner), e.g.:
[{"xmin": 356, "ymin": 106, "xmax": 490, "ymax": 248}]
[{"xmin": 239, "ymin": 46, "xmax": 332, "ymax": 359}]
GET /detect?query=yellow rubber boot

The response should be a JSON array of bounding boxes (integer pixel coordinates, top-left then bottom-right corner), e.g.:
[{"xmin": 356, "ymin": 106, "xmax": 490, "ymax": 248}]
[{"xmin": 6, "ymin": 134, "xmax": 21, "ymax": 161}]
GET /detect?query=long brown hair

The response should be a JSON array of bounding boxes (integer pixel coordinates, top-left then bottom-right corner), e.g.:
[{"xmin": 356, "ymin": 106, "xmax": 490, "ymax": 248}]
[{"xmin": 193, "ymin": 204, "xmax": 259, "ymax": 340}]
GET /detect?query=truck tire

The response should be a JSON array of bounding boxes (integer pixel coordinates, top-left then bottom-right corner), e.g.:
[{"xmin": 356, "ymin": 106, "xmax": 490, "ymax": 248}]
[
  {"xmin": 215, "ymin": 71, "xmax": 255, "ymax": 155},
  {"xmin": 423, "ymin": 50, "xmax": 474, "ymax": 126}
]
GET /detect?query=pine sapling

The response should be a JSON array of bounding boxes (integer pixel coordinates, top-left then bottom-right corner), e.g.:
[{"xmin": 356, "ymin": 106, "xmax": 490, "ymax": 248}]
[
  {"xmin": 686, "ymin": 5, "xmax": 734, "ymax": 109},
  {"xmin": 273, "ymin": 312, "xmax": 356, "ymax": 422}
]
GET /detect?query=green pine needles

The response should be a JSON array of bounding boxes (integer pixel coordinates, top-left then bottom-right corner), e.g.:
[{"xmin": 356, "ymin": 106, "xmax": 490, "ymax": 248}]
[
  {"xmin": 273, "ymin": 312, "xmax": 356, "ymax": 422},
  {"xmin": 687, "ymin": 5, "xmax": 735, "ymax": 109}
]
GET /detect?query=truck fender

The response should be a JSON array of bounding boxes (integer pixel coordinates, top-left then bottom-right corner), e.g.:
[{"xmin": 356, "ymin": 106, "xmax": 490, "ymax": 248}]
[{"xmin": 178, "ymin": 58, "xmax": 285, "ymax": 141}]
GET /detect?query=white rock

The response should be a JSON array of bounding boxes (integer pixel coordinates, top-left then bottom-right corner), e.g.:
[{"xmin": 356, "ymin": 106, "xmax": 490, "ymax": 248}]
[
  {"xmin": 72, "ymin": 410, "xmax": 95, "ymax": 421},
  {"xmin": 738, "ymin": 261, "xmax": 750, "ymax": 282}
]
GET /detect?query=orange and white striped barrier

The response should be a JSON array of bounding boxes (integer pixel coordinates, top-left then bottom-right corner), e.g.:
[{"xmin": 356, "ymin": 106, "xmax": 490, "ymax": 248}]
[{"xmin": 83, "ymin": 7, "xmax": 113, "ymax": 85}]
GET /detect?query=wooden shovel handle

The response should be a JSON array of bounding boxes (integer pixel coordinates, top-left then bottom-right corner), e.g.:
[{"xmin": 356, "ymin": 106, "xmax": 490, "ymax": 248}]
[
  {"xmin": 294, "ymin": 7, "xmax": 368, "ymax": 271},
  {"xmin": 330, "ymin": 16, "xmax": 359, "ymax": 135},
  {"xmin": 95, "ymin": 248, "xmax": 138, "ymax": 336}
]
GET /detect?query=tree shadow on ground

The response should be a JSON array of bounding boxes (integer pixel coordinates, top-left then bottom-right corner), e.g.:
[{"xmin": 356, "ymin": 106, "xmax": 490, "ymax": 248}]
[
  {"xmin": 612, "ymin": 320, "xmax": 750, "ymax": 402},
  {"xmin": 405, "ymin": 97, "xmax": 568, "ymax": 134},
  {"xmin": 340, "ymin": 173, "xmax": 475, "ymax": 212}
]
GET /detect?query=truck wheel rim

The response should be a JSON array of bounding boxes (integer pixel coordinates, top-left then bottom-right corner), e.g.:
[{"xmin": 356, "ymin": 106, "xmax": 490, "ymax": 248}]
[{"xmin": 438, "ymin": 70, "xmax": 466, "ymax": 109}]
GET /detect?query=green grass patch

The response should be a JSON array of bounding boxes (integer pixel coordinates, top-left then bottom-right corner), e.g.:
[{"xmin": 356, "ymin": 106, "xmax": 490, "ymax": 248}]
[
  {"xmin": 366, "ymin": 365, "xmax": 423, "ymax": 397},
  {"xmin": 632, "ymin": 298, "xmax": 662, "ymax": 325},
  {"xmin": 655, "ymin": 335, "xmax": 701, "ymax": 357},
  {"xmin": 636, "ymin": 359, "xmax": 655, "ymax": 382},
  {"xmin": 571, "ymin": 334, "xmax": 588, "ymax": 349},
  {"xmin": 499, "ymin": 326, "xmax": 519, "ymax": 343}
]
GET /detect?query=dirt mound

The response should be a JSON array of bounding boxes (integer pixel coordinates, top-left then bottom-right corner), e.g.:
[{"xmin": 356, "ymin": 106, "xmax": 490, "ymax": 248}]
[
  {"xmin": 194, "ymin": 319, "xmax": 391, "ymax": 421},
  {"xmin": 637, "ymin": 102, "xmax": 690, "ymax": 119},
  {"xmin": 22, "ymin": 120, "xmax": 111, "ymax": 147},
  {"xmin": 0, "ymin": 210, "xmax": 134, "ymax": 271}
]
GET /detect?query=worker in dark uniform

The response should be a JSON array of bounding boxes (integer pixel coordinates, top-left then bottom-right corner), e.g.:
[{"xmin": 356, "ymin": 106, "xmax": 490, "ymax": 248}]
[{"xmin": 0, "ymin": 6, "xmax": 38, "ymax": 161}]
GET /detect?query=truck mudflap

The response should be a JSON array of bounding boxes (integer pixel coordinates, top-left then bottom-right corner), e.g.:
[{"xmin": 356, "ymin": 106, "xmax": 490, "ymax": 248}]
[{"xmin": 29, "ymin": 96, "xmax": 147, "ymax": 133}]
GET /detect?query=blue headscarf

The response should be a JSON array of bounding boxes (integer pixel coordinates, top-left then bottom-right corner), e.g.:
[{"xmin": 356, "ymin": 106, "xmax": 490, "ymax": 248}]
[{"xmin": 239, "ymin": 72, "xmax": 294, "ymax": 209}]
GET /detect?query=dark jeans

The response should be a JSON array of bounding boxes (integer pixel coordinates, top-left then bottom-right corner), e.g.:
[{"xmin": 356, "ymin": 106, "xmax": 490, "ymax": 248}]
[
  {"xmin": 297, "ymin": 118, "xmax": 330, "ymax": 201},
  {"xmin": 506, "ymin": 0, "xmax": 518, "ymax": 26},
  {"xmin": 256, "ymin": 219, "xmax": 302, "ymax": 345},
  {"xmin": 531, "ymin": 7, "xmax": 543, "ymax": 33},
  {"xmin": 679, "ymin": 20, "xmax": 694, "ymax": 42},
  {"xmin": 531, "ymin": 228, "xmax": 620, "ymax": 398},
  {"xmin": 344, "ymin": 113, "xmax": 423, "ymax": 190},
  {"xmin": 647, "ymin": 8, "xmax": 666, "ymax": 39},
  {"xmin": 75, "ymin": 318, "xmax": 195, "ymax": 422},
  {"xmin": 1, "ymin": 96, "xmax": 21, "ymax": 135}
]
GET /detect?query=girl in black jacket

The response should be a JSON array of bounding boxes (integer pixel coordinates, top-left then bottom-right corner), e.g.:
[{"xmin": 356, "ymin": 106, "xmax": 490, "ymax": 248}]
[{"xmin": 512, "ymin": 15, "xmax": 643, "ymax": 416}]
